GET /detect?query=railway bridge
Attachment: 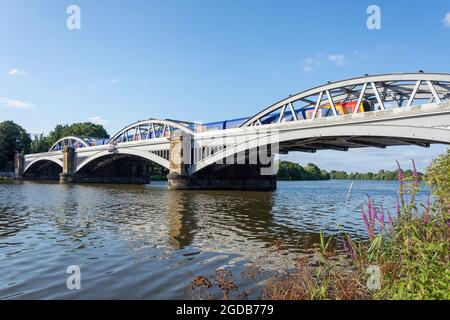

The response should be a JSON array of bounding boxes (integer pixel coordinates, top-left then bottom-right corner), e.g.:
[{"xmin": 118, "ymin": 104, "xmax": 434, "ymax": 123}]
[{"xmin": 17, "ymin": 73, "xmax": 450, "ymax": 190}]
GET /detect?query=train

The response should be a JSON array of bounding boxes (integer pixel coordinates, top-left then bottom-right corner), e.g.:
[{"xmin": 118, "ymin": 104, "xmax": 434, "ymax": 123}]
[
  {"xmin": 194, "ymin": 100, "xmax": 373, "ymax": 132},
  {"xmin": 50, "ymin": 100, "xmax": 374, "ymax": 149},
  {"xmin": 192, "ymin": 117, "xmax": 249, "ymax": 132},
  {"xmin": 302, "ymin": 100, "xmax": 373, "ymax": 119}
]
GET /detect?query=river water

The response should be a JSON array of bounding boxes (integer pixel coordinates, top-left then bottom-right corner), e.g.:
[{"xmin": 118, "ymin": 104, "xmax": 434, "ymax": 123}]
[{"xmin": 0, "ymin": 180, "xmax": 422, "ymax": 299}]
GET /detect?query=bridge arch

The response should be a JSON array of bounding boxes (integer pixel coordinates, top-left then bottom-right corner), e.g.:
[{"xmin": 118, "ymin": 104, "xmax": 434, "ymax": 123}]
[
  {"xmin": 108, "ymin": 119, "xmax": 194, "ymax": 144},
  {"xmin": 76, "ymin": 149, "xmax": 170, "ymax": 173},
  {"xmin": 242, "ymin": 73, "xmax": 450, "ymax": 127},
  {"xmin": 73, "ymin": 149, "xmax": 169, "ymax": 184},
  {"xmin": 24, "ymin": 157, "xmax": 64, "ymax": 173},
  {"xmin": 49, "ymin": 136, "xmax": 91, "ymax": 152},
  {"xmin": 23, "ymin": 157, "xmax": 64, "ymax": 180}
]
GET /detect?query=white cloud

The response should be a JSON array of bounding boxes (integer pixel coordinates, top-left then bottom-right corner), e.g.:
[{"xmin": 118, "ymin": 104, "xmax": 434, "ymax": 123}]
[
  {"xmin": 328, "ymin": 54, "xmax": 346, "ymax": 66},
  {"xmin": 88, "ymin": 116, "xmax": 108, "ymax": 125},
  {"xmin": 109, "ymin": 78, "xmax": 119, "ymax": 84},
  {"xmin": 0, "ymin": 98, "xmax": 35, "ymax": 109},
  {"xmin": 444, "ymin": 13, "xmax": 450, "ymax": 28},
  {"xmin": 303, "ymin": 51, "xmax": 367, "ymax": 72},
  {"xmin": 303, "ymin": 54, "xmax": 323, "ymax": 72},
  {"xmin": 8, "ymin": 68, "xmax": 28, "ymax": 76}
]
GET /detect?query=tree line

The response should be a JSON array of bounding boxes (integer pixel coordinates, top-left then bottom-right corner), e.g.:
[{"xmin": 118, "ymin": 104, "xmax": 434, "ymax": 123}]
[
  {"xmin": 276, "ymin": 160, "xmax": 423, "ymax": 181},
  {"xmin": 328, "ymin": 169, "xmax": 422, "ymax": 181}
]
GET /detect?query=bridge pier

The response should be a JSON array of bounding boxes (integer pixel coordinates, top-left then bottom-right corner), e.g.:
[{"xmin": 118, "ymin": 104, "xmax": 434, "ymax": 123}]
[
  {"xmin": 168, "ymin": 164, "xmax": 277, "ymax": 191},
  {"xmin": 167, "ymin": 131, "xmax": 277, "ymax": 191},
  {"xmin": 14, "ymin": 152, "xmax": 24, "ymax": 179},
  {"xmin": 59, "ymin": 147, "xmax": 75, "ymax": 183}
]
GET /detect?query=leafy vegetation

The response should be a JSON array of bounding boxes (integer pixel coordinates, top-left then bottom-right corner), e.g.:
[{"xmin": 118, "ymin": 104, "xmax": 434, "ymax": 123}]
[
  {"xmin": 277, "ymin": 160, "xmax": 422, "ymax": 181},
  {"xmin": 149, "ymin": 162, "xmax": 169, "ymax": 180},
  {"xmin": 29, "ymin": 122, "xmax": 109, "ymax": 153},
  {"xmin": 46, "ymin": 122, "xmax": 109, "ymax": 144},
  {"xmin": 30, "ymin": 133, "xmax": 52, "ymax": 153},
  {"xmin": 425, "ymin": 149, "xmax": 450, "ymax": 211},
  {"xmin": 330, "ymin": 168, "xmax": 422, "ymax": 181},
  {"xmin": 0, "ymin": 121, "xmax": 31, "ymax": 170},
  {"xmin": 277, "ymin": 161, "xmax": 330, "ymax": 180}
]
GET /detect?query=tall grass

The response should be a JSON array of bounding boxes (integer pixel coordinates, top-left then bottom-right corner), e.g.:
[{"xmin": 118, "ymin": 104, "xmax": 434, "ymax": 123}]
[{"xmin": 343, "ymin": 158, "xmax": 449, "ymax": 299}]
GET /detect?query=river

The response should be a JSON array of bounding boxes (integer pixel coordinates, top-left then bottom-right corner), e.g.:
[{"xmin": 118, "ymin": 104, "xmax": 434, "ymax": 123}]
[{"xmin": 0, "ymin": 180, "xmax": 424, "ymax": 299}]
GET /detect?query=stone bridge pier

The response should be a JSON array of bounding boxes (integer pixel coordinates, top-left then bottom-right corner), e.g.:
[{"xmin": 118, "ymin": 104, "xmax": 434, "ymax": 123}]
[
  {"xmin": 59, "ymin": 147, "xmax": 75, "ymax": 183},
  {"xmin": 14, "ymin": 152, "xmax": 24, "ymax": 179},
  {"xmin": 167, "ymin": 131, "xmax": 277, "ymax": 191}
]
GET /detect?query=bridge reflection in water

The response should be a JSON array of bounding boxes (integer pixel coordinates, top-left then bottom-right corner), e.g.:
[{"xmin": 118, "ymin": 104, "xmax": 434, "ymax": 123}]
[
  {"xmin": 166, "ymin": 189, "xmax": 325, "ymax": 249},
  {"xmin": 164, "ymin": 186, "xmax": 355, "ymax": 270}
]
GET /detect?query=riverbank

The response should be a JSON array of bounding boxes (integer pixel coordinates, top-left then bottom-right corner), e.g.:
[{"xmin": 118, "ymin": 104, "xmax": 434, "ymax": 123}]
[
  {"xmin": 0, "ymin": 172, "xmax": 16, "ymax": 180},
  {"xmin": 191, "ymin": 152, "xmax": 450, "ymax": 300}
]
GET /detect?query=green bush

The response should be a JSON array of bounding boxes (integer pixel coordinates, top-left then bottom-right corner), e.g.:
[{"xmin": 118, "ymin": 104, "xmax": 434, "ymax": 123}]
[
  {"xmin": 361, "ymin": 158, "xmax": 450, "ymax": 299},
  {"xmin": 425, "ymin": 149, "xmax": 450, "ymax": 210}
]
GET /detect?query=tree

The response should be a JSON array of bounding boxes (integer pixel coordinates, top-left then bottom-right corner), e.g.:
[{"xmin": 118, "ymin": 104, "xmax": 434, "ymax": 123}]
[
  {"xmin": 30, "ymin": 134, "xmax": 52, "ymax": 153},
  {"xmin": 0, "ymin": 121, "xmax": 31, "ymax": 170},
  {"xmin": 425, "ymin": 149, "xmax": 450, "ymax": 209},
  {"xmin": 277, "ymin": 161, "xmax": 330, "ymax": 181},
  {"xmin": 47, "ymin": 122, "xmax": 109, "ymax": 145},
  {"xmin": 321, "ymin": 170, "xmax": 331, "ymax": 180},
  {"xmin": 48, "ymin": 124, "xmax": 66, "ymax": 145},
  {"xmin": 277, "ymin": 161, "xmax": 306, "ymax": 180},
  {"xmin": 305, "ymin": 163, "xmax": 320, "ymax": 175},
  {"xmin": 148, "ymin": 162, "xmax": 169, "ymax": 180}
]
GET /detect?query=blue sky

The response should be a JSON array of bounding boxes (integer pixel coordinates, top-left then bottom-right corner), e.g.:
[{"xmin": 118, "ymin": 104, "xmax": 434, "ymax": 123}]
[{"xmin": 0, "ymin": 0, "xmax": 449, "ymax": 172}]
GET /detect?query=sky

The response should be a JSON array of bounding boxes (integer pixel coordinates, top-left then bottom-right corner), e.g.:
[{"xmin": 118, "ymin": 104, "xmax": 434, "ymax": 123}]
[{"xmin": 0, "ymin": 0, "xmax": 449, "ymax": 172}]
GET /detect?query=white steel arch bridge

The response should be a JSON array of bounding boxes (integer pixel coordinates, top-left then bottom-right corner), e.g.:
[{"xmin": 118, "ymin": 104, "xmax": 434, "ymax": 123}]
[{"xmin": 19, "ymin": 73, "xmax": 450, "ymax": 189}]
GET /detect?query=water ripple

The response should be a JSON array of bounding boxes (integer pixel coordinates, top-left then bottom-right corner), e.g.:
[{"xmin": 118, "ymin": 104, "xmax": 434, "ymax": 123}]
[{"xmin": 0, "ymin": 180, "xmax": 426, "ymax": 299}]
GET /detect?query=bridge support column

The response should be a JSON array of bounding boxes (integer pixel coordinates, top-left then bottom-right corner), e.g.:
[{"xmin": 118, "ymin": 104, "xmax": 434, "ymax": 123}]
[
  {"xmin": 168, "ymin": 164, "xmax": 277, "ymax": 191},
  {"xmin": 167, "ymin": 132, "xmax": 276, "ymax": 191},
  {"xmin": 167, "ymin": 131, "xmax": 191, "ymax": 188},
  {"xmin": 59, "ymin": 147, "xmax": 76, "ymax": 183},
  {"xmin": 14, "ymin": 152, "xmax": 24, "ymax": 179}
]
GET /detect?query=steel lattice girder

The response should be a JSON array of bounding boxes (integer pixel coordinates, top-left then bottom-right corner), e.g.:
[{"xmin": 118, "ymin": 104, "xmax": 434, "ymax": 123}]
[
  {"xmin": 108, "ymin": 119, "xmax": 194, "ymax": 144},
  {"xmin": 241, "ymin": 73, "xmax": 450, "ymax": 127},
  {"xmin": 49, "ymin": 136, "xmax": 90, "ymax": 152}
]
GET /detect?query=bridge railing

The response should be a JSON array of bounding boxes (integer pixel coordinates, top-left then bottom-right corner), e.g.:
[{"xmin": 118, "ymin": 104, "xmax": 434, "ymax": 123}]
[{"xmin": 192, "ymin": 117, "xmax": 249, "ymax": 133}]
